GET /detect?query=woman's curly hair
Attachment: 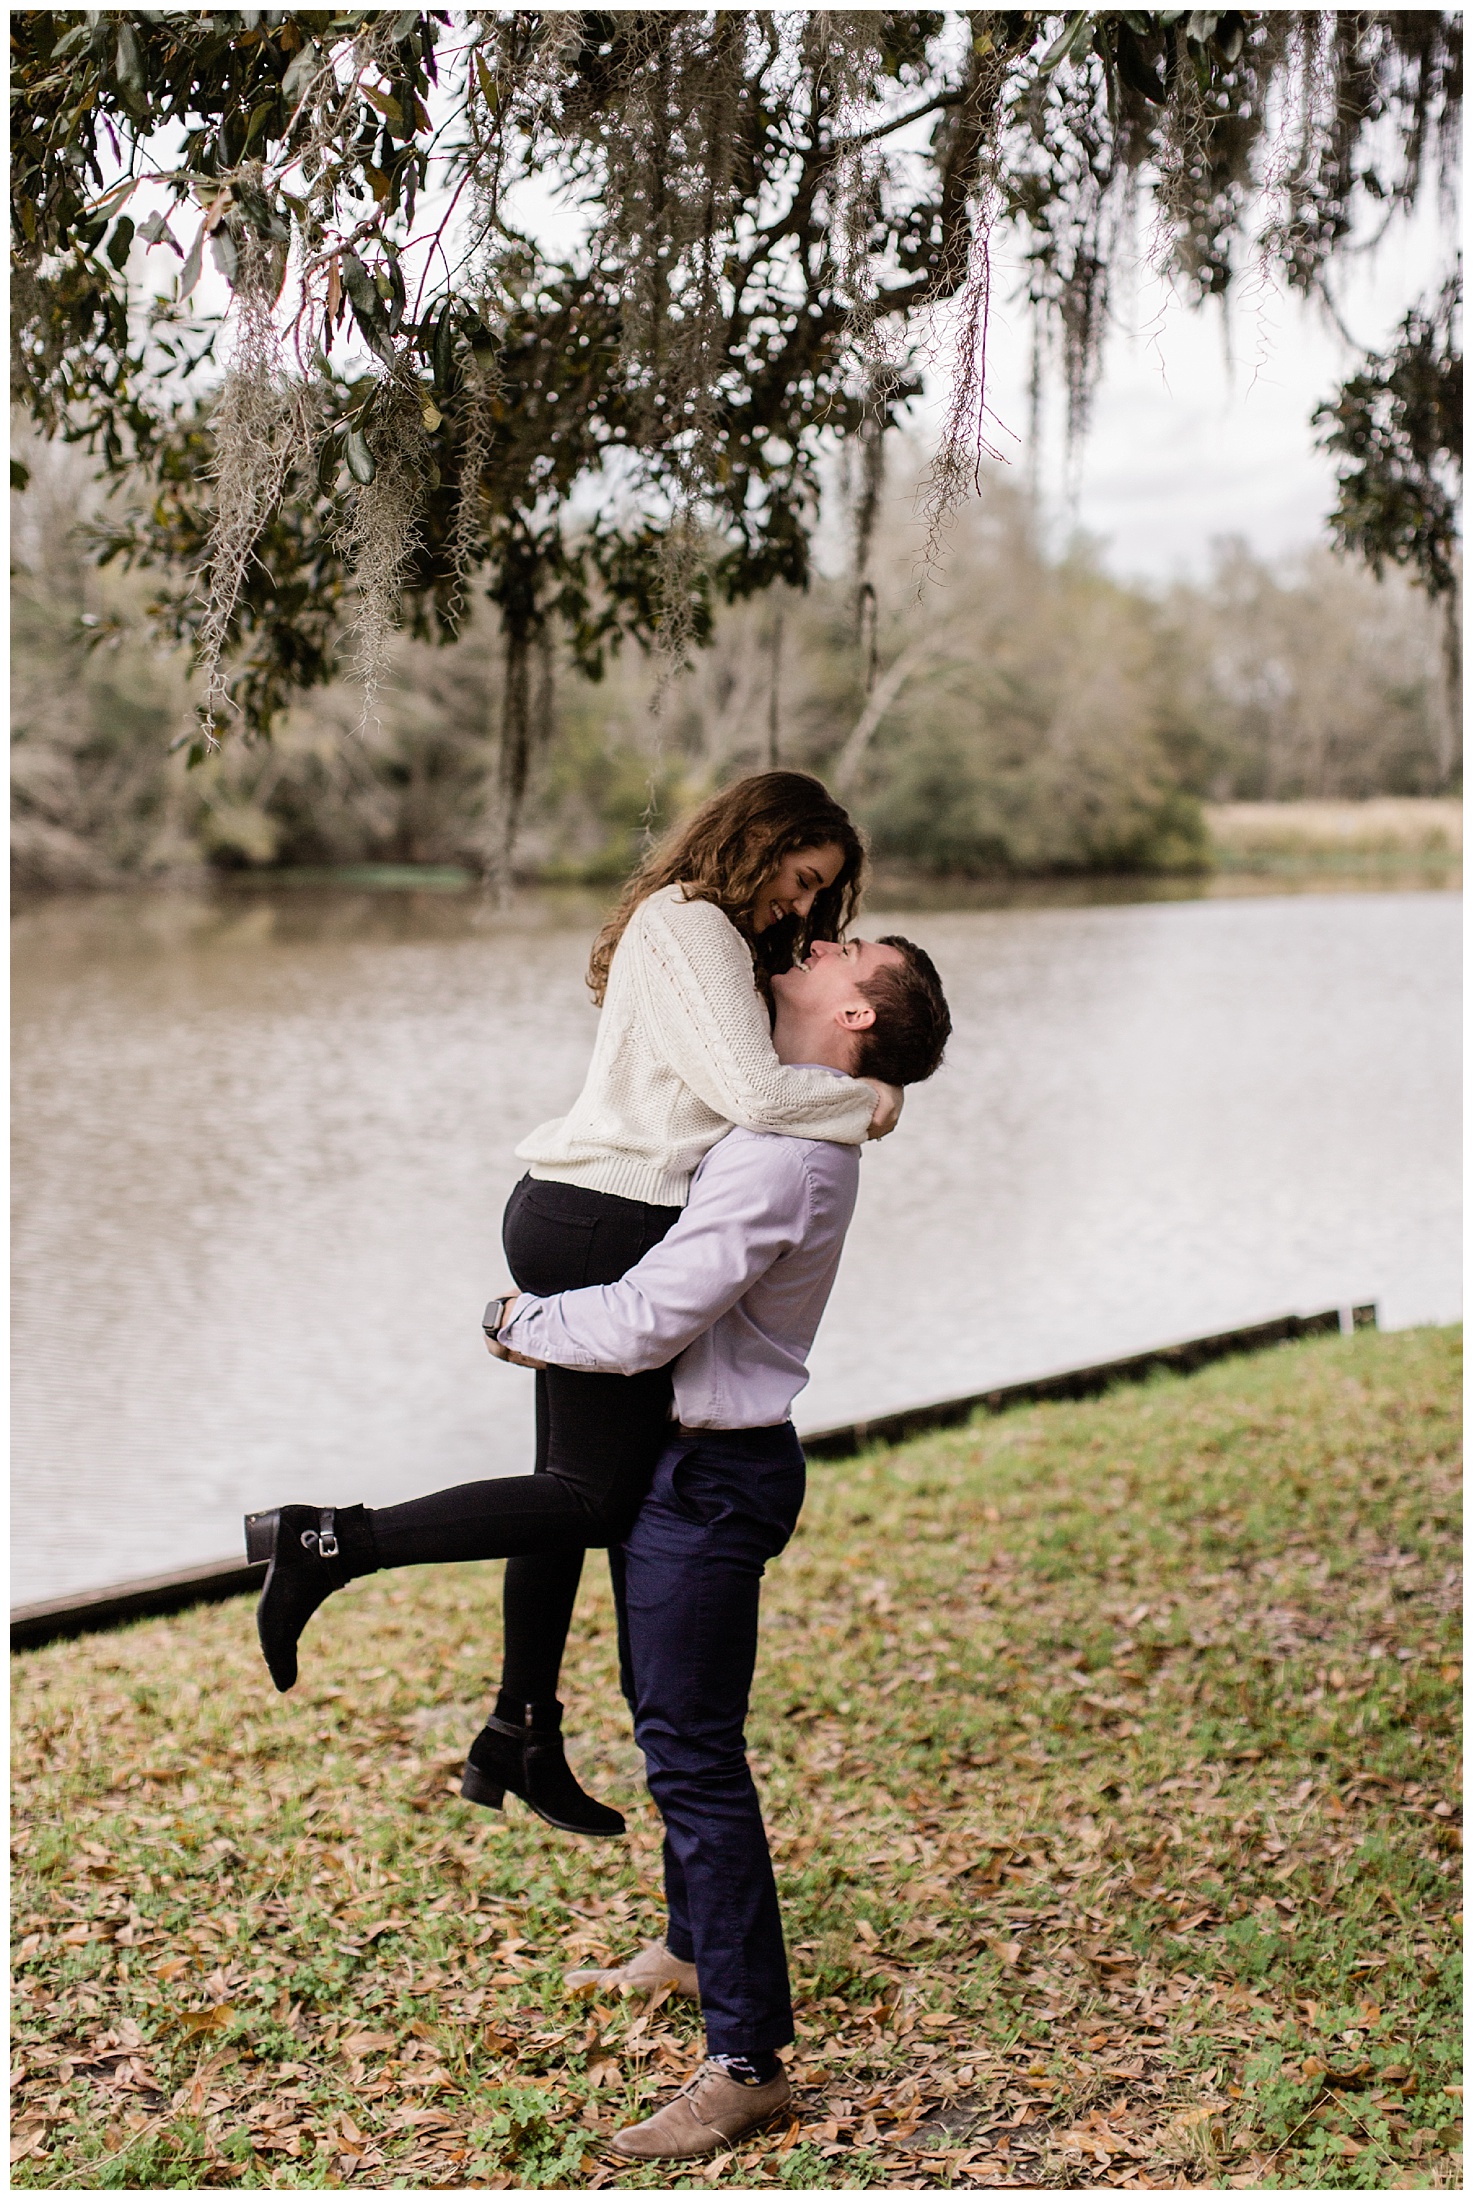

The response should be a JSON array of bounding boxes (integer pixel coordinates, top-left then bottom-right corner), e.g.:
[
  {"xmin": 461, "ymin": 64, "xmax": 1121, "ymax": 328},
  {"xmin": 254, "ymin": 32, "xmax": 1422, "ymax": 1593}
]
[{"xmin": 587, "ymin": 771, "xmax": 868, "ymax": 1005}]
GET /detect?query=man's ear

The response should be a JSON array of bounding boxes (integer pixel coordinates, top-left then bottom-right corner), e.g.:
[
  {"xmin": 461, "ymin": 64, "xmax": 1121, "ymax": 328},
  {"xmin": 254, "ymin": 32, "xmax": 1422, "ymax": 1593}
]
[{"xmin": 836, "ymin": 1000, "xmax": 877, "ymax": 1031}]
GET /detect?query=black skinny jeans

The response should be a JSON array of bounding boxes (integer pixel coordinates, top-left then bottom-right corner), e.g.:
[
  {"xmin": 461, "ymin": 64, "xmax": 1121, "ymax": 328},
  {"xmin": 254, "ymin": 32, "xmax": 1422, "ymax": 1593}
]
[{"xmin": 368, "ymin": 1176, "xmax": 681, "ymax": 1705}]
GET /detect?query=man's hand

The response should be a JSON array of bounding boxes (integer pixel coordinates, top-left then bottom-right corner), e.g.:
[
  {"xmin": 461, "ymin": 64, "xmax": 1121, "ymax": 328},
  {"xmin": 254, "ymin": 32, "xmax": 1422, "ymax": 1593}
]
[
  {"xmin": 863, "ymin": 1080, "xmax": 904, "ymax": 1140},
  {"xmin": 483, "ymin": 1292, "xmax": 548, "ymax": 1370}
]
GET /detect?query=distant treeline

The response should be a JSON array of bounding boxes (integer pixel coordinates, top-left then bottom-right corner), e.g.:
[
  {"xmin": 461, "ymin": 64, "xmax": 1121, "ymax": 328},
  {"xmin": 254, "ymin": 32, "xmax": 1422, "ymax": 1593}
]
[{"xmin": 11, "ymin": 439, "xmax": 1459, "ymax": 892}]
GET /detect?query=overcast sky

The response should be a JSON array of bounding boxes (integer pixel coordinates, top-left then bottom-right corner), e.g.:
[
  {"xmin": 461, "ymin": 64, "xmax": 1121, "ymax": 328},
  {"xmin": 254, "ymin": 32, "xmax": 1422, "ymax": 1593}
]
[{"xmin": 944, "ymin": 197, "xmax": 1453, "ymax": 585}]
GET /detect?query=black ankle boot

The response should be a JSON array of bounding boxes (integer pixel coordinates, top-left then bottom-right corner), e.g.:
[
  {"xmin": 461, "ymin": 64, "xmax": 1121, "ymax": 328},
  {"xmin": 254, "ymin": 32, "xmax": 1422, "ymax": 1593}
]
[
  {"xmin": 461, "ymin": 1702, "xmax": 625, "ymax": 1838},
  {"xmin": 243, "ymin": 1504, "xmax": 376, "ymax": 1693}
]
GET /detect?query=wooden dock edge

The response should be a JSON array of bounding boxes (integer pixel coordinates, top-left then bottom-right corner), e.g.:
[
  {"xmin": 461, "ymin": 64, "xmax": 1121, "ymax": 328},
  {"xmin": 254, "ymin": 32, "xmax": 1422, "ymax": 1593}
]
[
  {"xmin": 800, "ymin": 1303, "xmax": 1379, "ymax": 1461},
  {"xmin": 11, "ymin": 1558, "xmax": 267, "ymax": 1654},
  {"xmin": 12, "ymin": 1303, "xmax": 1376, "ymax": 1653}
]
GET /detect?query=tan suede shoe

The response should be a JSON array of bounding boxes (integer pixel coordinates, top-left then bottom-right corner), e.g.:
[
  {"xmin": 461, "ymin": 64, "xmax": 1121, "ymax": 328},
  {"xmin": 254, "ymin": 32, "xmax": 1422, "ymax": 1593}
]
[
  {"xmin": 610, "ymin": 2058, "xmax": 791, "ymax": 2160},
  {"xmin": 564, "ymin": 1939, "xmax": 699, "ymax": 1998}
]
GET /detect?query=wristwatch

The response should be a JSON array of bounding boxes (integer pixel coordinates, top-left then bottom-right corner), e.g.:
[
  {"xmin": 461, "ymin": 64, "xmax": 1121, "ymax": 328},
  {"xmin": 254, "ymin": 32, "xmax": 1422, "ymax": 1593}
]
[{"xmin": 482, "ymin": 1294, "xmax": 514, "ymax": 1340}]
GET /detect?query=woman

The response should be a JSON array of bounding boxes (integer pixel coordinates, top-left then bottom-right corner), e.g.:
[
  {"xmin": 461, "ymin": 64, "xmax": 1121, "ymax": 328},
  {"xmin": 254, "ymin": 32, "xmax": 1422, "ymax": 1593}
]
[{"xmin": 246, "ymin": 772, "xmax": 897, "ymax": 1834}]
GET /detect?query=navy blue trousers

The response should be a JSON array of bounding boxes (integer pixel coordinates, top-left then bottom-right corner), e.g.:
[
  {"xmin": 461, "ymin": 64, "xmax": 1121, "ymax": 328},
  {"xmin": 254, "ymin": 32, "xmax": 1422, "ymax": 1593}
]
[{"xmin": 618, "ymin": 1422, "xmax": 805, "ymax": 2059}]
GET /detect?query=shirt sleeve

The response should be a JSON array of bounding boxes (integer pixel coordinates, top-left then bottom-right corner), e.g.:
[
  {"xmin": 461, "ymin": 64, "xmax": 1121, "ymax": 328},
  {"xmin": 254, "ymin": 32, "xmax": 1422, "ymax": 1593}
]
[
  {"xmin": 499, "ymin": 1134, "xmax": 813, "ymax": 1375},
  {"xmin": 632, "ymin": 894, "xmax": 878, "ymax": 1145}
]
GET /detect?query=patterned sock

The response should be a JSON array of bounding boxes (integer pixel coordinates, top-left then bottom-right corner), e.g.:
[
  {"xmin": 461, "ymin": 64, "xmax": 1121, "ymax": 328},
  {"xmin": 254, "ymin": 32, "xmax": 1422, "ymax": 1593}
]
[{"xmin": 712, "ymin": 2051, "xmax": 781, "ymax": 2087}]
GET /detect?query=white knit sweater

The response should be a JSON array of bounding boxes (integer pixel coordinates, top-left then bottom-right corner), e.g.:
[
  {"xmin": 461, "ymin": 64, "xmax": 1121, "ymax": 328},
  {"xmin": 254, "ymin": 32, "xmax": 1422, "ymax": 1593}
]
[{"xmin": 515, "ymin": 885, "xmax": 878, "ymax": 1206}]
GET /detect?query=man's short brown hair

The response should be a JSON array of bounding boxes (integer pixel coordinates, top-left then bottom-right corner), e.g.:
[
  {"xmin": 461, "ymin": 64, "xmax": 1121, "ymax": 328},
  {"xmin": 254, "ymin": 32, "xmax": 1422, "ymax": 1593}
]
[{"xmin": 851, "ymin": 936, "xmax": 951, "ymax": 1087}]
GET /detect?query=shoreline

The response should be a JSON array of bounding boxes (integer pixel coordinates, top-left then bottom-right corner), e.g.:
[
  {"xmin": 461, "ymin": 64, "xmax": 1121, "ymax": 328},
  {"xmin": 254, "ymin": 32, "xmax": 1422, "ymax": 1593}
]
[
  {"xmin": 11, "ymin": 1306, "xmax": 1376, "ymax": 1651},
  {"xmin": 10, "ymin": 856, "xmax": 1463, "ymax": 917},
  {"xmin": 10, "ymin": 791, "xmax": 1464, "ymax": 912},
  {"xmin": 11, "ymin": 798, "xmax": 1462, "ymax": 910}
]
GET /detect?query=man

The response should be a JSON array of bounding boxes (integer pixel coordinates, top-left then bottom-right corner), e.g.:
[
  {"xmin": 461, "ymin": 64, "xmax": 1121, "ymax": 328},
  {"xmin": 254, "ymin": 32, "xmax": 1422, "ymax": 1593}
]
[{"xmin": 484, "ymin": 933, "xmax": 951, "ymax": 2162}]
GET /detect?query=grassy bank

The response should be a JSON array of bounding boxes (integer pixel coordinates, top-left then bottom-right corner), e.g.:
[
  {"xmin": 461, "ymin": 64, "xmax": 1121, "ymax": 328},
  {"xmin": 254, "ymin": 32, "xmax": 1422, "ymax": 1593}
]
[
  {"xmin": 1204, "ymin": 800, "xmax": 1462, "ymax": 881},
  {"xmin": 12, "ymin": 1327, "xmax": 1461, "ymax": 2190}
]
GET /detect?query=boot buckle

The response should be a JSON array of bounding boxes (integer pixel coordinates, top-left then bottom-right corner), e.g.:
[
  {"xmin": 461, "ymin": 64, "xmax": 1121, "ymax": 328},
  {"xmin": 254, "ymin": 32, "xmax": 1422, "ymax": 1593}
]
[{"xmin": 301, "ymin": 1509, "xmax": 339, "ymax": 1559}]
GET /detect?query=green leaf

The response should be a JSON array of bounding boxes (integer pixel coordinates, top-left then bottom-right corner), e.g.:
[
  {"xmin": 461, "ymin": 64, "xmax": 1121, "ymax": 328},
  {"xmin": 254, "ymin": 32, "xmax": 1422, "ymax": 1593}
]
[
  {"xmin": 242, "ymin": 101, "xmax": 275, "ymax": 156},
  {"xmin": 233, "ymin": 181, "xmax": 290, "ymax": 243},
  {"xmin": 1214, "ymin": 14, "xmax": 1245, "ymax": 63},
  {"xmin": 115, "ymin": 20, "xmax": 143, "ymax": 94},
  {"xmin": 1040, "ymin": 11, "xmax": 1091, "ymax": 71},
  {"xmin": 338, "ymin": 250, "xmax": 398, "ymax": 364},
  {"xmin": 432, "ymin": 299, "xmax": 457, "ymax": 392},
  {"xmin": 84, "ymin": 177, "xmax": 138, "ymax": 220},
  {"xmin": 11, "ymin": 459, "xmax": 31, "ymax": 492},
  {"xmin": 317, "ymin": 433, "xmax": 343, "ymax": 499},
  {"xmin": 1115, "ymin": 24, "xmax": 1167, "ymax": 105},
  {"xmin": 340, "ymin": 251, "xmax": 383, "ymax": 328},
  {"xmin": 106, "ymin": 215, "xmax": 135, "ymax": 270},
  {"xmin": 345, "ymin": 427, "xmax": 377, "ymax": 485},
  {"xmin": 137, "ymin": 210, "xmax": 182, "ymax": 256},
  {"xmin": 382, "ymin": 254, "xmax": 406, "ymax": 332},
  {"xmin": 474, "ymin": 49, "xmax": 500, "ymax": 109},
  {"xmin": 178, "ymin": 221, "xmax": 205, "ymax": 301},
  {"xmin": 210, "ymin": 228, "xmax": 239, "ymax": 284},
  {"xmin": 281, "ymin": 43, "xmax": 318, "ymax": 106},
  {"xmin": 361, "ymin": 83, "xmax": 404, "ymax": 127}
]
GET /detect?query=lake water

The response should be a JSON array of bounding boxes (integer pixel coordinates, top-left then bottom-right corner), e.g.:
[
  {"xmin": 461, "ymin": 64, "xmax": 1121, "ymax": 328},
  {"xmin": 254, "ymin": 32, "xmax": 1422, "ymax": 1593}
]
[{"xmin": 12, "ymin": 882, "xmax": 1460, "ymax": 1605}]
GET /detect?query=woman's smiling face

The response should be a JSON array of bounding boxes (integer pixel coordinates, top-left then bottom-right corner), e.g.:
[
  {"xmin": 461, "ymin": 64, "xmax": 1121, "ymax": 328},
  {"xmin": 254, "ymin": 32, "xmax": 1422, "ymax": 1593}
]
[{"xmin": 750, "ymin": 843, "xmax": 844, "ymax": 934}]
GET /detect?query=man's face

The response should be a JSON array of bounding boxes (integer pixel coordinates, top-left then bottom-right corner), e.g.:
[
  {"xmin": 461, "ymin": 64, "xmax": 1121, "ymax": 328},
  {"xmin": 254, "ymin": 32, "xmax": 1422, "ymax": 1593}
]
[{"xmin": 771, "ymin": 936, "xmax": 904, "ymax": 1039}]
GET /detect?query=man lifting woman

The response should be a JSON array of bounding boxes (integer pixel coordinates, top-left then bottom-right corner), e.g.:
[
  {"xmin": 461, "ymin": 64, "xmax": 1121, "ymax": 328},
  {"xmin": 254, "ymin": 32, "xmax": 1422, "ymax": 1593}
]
[{"xmin": 245, "ymin": 772, "xmax": 951, "ymax": 2157}]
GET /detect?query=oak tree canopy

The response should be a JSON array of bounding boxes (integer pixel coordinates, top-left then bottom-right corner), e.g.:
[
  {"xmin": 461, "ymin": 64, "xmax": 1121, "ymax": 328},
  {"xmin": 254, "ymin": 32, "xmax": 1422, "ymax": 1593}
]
[{"xmin": 11, "ymin": 9, "xmax": 1462, "ymax": 854}]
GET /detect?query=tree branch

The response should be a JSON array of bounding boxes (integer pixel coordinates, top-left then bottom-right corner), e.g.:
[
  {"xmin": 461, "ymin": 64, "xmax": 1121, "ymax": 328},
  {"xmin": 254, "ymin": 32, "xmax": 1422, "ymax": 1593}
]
[{"xmin": 833, "ymin": 631, "xmax": 943, "ymax": 794}]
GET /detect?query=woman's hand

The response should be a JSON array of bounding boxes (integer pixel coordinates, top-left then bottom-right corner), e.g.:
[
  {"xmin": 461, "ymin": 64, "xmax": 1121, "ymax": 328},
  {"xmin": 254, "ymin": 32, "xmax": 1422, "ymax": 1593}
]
[
  {"xmin": 487, "ymin": 1334, "xmax": 548, "ymax": 1370},
  {"xmin": 494, "ymin": 1341, "xmax": 548, "ymax": 1369},
  {"xmin": 863, "ymin": 1080, "xmax": 904, "ymax": 1140}
]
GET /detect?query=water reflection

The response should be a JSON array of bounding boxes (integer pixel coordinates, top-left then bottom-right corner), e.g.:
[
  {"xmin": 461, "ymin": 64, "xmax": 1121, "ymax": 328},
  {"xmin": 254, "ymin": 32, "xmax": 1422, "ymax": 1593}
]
[{"xmin": 12, "ymin": 881, "xmax": 1460, "ymax": 1603}]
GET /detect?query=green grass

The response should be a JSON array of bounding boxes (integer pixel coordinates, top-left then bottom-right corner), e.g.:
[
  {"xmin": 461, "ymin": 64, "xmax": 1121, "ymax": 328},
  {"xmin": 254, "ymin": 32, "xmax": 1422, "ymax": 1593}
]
[{"xmin": 11, "ymin": 1325, "xmax": 1461, "ymax": 2189}]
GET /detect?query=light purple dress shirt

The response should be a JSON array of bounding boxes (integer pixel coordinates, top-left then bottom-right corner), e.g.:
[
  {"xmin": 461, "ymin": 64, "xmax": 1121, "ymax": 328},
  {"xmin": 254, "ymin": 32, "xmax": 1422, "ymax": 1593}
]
[{"xmin": 499, "ymin": 1094, "xmax": 861, "ymax": 1430}]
